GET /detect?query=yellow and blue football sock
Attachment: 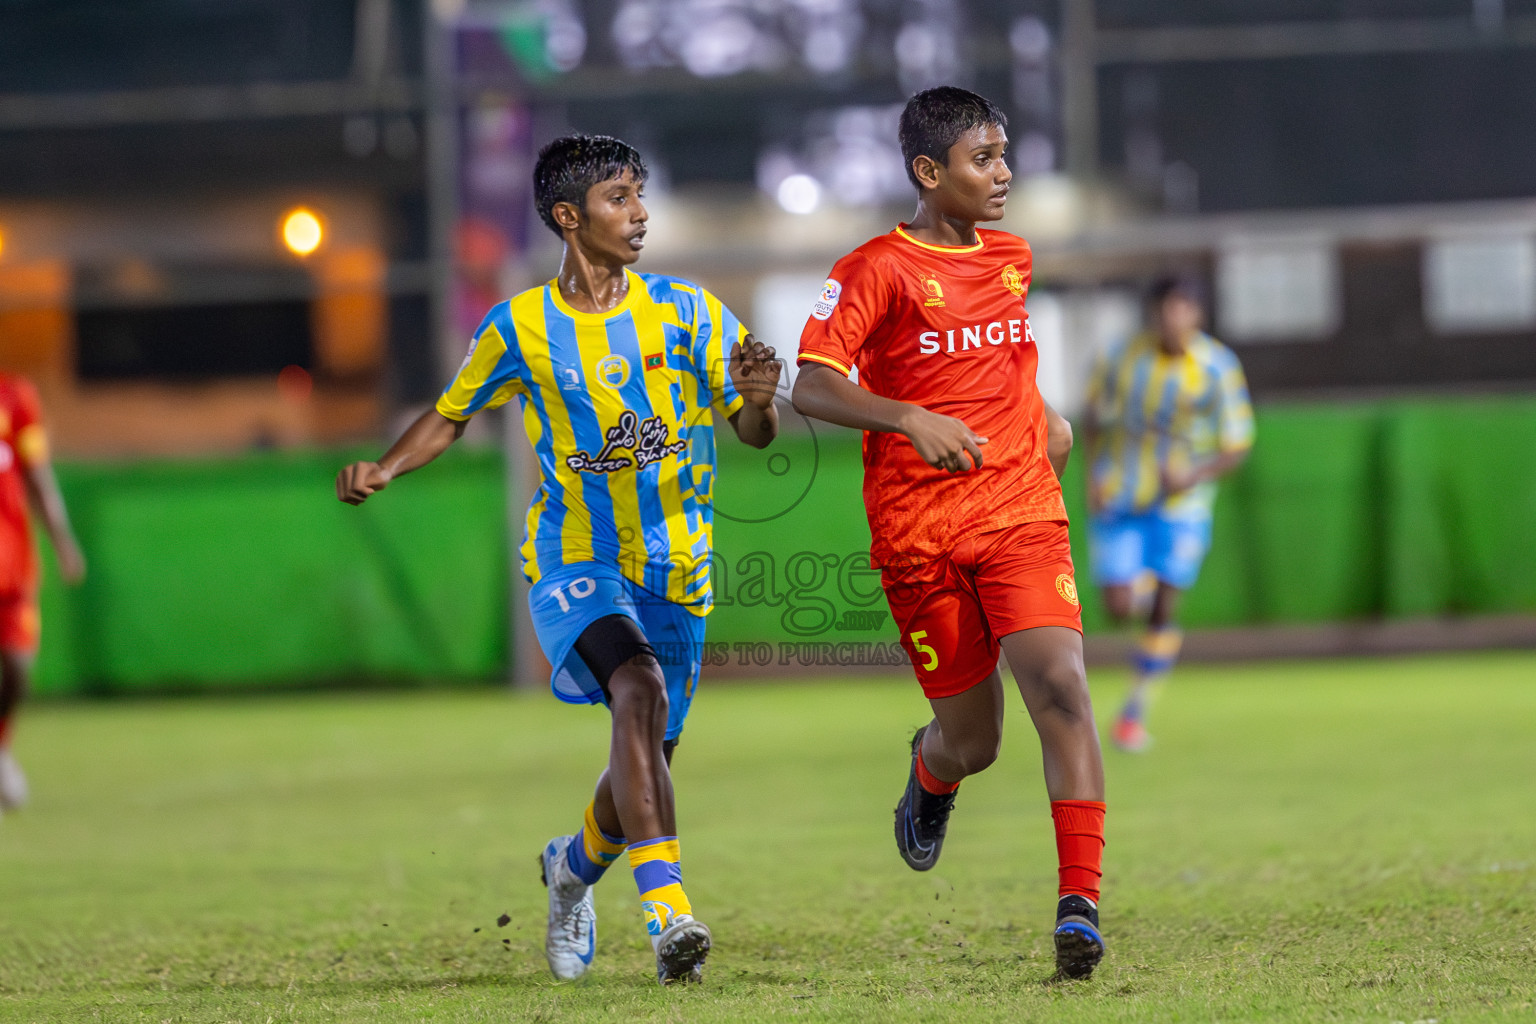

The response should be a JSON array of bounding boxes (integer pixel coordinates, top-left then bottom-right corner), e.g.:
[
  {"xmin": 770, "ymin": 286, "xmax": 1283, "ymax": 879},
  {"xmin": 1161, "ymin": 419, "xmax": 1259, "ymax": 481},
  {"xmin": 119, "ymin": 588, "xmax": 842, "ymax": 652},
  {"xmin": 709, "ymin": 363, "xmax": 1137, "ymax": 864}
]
[
  {"xmin": 628, "ymin": 836, "xmax": 693, "ymax": 938},
  {"xmin": 564, "ymin": 799, "xmax": 628, "ymax": 886},
  {"xmin": 1123, "ymin": 627, "xmax": 1183, "ymax": 722}
]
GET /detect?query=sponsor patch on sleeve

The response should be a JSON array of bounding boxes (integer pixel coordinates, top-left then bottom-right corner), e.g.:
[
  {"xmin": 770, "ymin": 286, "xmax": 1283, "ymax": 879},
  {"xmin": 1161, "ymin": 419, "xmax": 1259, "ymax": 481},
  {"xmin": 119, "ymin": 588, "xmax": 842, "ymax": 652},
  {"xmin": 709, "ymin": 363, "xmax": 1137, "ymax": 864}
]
[
  {"xmin": 810, "ymin": 278, "xmax": 842, "ymax": 321},
  {"xmin": 453, "ymin": 336, "xmax": 479, "ymax": 375}
]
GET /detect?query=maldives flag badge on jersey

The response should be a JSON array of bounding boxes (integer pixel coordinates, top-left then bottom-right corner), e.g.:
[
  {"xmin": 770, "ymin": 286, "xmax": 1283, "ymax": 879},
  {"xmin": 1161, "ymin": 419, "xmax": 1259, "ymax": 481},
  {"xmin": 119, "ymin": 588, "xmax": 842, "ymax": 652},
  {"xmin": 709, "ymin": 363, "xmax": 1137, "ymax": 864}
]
[{"xmin": 645, "ymin": 353, "xmax": 664, "ymax": 371}]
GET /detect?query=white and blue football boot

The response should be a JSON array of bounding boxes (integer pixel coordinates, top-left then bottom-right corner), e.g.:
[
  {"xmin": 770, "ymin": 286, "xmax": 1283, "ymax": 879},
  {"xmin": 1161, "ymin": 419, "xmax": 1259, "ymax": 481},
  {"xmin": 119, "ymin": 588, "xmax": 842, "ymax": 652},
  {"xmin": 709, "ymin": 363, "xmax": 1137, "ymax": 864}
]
[
  {"xmin": 539, "ymin": 835, "xmax": 596, "ymax": 981},
  {"xmin": 0, "ymin": 748, "xmax": 28, "ymax": 811}
]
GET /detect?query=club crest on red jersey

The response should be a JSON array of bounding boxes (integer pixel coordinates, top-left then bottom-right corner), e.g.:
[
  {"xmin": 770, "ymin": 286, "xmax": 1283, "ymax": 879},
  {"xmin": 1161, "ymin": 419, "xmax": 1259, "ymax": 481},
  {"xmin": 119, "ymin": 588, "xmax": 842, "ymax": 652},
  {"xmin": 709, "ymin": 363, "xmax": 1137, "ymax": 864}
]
[
  {"xmin": 921, "ymin": 275, "xmax": 945, "ymax": 307},
  {"xmin": 1001, "ymin": 264, "xmax": 1024, "ymax": 296}
]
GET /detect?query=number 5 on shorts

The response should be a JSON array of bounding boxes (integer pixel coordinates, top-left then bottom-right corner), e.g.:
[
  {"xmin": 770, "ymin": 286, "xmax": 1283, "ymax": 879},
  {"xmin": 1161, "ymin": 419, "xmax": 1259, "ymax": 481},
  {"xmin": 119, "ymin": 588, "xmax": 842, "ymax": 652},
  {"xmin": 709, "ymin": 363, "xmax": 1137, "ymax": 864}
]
[{"xmin": 909, "ymin": 630, "xmax": 939, "ymax": 671}]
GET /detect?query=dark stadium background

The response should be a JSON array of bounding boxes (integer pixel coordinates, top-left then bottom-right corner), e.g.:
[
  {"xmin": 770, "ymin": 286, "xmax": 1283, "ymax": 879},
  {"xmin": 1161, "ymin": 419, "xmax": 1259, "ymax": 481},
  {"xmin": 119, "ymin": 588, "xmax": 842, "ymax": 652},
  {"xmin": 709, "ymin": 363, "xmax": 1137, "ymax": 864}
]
[{"xmin": 0, "ymin": 0, "xmax": 1532, "ymax": 694}]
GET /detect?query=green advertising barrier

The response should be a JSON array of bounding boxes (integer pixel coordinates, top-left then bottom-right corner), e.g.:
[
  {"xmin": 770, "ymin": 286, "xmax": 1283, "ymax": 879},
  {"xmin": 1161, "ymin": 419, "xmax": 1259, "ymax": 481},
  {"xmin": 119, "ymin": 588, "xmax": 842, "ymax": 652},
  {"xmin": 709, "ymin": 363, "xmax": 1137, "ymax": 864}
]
[
  {"xmin": 27, "ymin": 394, "xmax": 1536, "ymax": 694},
  {"xmin": 1379, "ymin": 400, "xmax": 1536, "ymax": 617},
  {"xmin": 710, "ymin": 402, "xmax": 1394, "ymax": 643},
  {"xmin": 35, "ymin": 450, "xmax": 509, "ymax": 695}
]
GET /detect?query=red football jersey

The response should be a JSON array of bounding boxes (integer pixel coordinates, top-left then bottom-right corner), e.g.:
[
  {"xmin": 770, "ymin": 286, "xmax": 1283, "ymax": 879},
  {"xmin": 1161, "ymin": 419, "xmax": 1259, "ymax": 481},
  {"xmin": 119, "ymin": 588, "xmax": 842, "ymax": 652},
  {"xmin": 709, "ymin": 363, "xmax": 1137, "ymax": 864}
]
[
  {"xmin": 0, "ymin": 376, "xmax": 46, "ymax": 595},
  {"xmin": 798, "ymin": 225, "xmax": 1065, "ymax": 566}
]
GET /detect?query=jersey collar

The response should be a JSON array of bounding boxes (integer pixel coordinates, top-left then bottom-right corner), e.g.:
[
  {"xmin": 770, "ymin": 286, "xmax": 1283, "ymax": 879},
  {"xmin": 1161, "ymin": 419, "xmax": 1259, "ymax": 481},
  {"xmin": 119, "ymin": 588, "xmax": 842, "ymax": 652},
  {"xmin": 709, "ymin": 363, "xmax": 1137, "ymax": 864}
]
[
  {"xmin": 547, "ymin": 268, "xmax": 643, "ymax": 322},
  {"xmin": 893, "ymin": 224, "xmax": 985, "ymax": 254},
  {"xmin": 1138, "ymin": 330, "xmax": 1209, "ymax": 359}
]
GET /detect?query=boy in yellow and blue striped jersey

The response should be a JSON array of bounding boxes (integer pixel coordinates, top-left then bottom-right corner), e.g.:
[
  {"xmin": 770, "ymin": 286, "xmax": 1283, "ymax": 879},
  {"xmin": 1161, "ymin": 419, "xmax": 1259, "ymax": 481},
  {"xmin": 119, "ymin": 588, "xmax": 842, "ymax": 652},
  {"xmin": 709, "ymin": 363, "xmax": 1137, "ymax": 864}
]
[
  {"xmin": 337, "ymin": 135, "xmax": 781, "ymax": 986},
  {"xmin": 1083, "ymin": 275, "xmax": 1253, "ymax": 753}
]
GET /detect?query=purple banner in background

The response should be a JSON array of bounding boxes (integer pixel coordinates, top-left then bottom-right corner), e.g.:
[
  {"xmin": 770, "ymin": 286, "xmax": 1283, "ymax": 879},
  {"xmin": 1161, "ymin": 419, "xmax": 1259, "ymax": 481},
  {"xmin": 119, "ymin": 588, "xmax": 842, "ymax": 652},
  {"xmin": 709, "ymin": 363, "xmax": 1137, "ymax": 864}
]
[{"xmin": 454, "ymin": 26, "xmax": 536, "ymax": 338}]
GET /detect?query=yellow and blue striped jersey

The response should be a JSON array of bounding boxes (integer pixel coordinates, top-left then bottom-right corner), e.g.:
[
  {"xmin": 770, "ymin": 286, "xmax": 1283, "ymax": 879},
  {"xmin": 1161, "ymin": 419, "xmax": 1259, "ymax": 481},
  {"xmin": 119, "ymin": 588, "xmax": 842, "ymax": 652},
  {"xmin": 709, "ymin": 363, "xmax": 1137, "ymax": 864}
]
[
  {"xmin": 1086, "ymin": 331, "xmax": 1254, "ymax": 519},
  {"xmin": 436, "ymin": 270, "xmax": 748, "ymax": 612}
]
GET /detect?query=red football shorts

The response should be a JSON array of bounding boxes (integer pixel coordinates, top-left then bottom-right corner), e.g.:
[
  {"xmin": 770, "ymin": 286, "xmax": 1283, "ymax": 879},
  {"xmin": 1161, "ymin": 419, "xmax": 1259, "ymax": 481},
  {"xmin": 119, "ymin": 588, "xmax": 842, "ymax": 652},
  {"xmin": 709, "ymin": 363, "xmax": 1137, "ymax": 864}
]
[
  {"xmin": 881, "ymin": 520, "xmax": 1082, "ymax": 699},
  {"xmin": 0, "ymin": 592, "xmax": 39, "ymax": 654}
]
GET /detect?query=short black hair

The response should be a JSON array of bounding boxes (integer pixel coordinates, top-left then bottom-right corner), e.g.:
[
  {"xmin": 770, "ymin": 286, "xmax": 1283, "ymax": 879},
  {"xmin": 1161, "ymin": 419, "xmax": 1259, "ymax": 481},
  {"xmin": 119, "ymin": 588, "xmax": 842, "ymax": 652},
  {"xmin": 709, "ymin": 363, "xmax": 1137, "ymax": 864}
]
[
  {"xmin": 898, "ymin": 87, "xmax": 1009, "ymax": 190},
  {"xmin": 533, "ymin": 134, "xmax": 648, "ymax": 235},
  {"xmin": 1148, "ymin": 272, "xmax": 1206, "ymax": 309}
]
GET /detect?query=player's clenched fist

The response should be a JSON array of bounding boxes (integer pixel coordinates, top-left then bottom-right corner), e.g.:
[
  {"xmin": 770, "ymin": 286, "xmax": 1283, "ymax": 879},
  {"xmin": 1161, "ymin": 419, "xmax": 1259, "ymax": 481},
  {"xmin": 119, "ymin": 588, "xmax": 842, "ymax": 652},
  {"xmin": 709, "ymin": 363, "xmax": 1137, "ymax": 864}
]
[
  {"xmin": 898, "ymin": 405, "xmax": 988, "ymax": 473},
  {"xmin": 729, "ymin": 337, "xmax": 783, "ymax": 410},
  {"xmin": 336, "ymin": 461, "xmax": 393, "ymax": 505}
]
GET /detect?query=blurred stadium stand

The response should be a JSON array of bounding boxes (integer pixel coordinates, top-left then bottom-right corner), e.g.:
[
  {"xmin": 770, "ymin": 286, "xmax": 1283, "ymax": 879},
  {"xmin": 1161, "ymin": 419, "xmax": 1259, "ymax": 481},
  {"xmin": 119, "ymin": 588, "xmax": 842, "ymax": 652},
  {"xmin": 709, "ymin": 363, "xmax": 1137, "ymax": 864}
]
[{"xmin": 2, "ymin": 0, "xmax": 1535, "ymax": 688}]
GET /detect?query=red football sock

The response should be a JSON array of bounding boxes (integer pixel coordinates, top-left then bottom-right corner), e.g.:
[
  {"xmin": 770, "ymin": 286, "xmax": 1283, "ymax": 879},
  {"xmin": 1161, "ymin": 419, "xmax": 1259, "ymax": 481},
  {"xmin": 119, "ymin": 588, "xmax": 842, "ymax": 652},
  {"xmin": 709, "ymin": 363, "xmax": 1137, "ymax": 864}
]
[
  {"xmin": 914, "ymin": 746, "xmax": 960, "ymax": 795},
  {"xmin": 0, "ymin": 715, "xmax": 11, "ymax": 748},
  {"xmin": 1051, "ymin": 800, "xmax": 1106, "ymax": 902}
]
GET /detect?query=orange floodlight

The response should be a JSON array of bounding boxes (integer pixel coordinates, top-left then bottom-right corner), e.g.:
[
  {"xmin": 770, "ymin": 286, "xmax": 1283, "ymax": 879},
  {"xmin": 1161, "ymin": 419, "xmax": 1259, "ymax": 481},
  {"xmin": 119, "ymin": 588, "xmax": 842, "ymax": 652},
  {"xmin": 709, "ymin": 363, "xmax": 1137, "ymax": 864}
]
[{"xmin": 281, "ymin": 208, "xmax": 324, "ymax": 257}]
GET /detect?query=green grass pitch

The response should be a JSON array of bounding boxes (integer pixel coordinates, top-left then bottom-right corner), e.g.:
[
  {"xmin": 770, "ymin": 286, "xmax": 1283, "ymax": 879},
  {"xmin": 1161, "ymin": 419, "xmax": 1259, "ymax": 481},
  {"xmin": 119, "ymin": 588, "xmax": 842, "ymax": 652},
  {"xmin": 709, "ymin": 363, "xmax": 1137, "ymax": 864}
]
[{"xmin": 2, "ymin": 653, "xmax": 1534, "ymax": 1022}]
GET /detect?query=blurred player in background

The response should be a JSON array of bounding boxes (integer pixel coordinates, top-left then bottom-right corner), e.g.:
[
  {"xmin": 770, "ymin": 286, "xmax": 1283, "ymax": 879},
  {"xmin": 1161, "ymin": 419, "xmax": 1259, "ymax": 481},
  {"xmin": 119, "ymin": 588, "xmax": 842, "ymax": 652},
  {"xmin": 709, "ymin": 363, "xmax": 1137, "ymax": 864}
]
[
  {"xmin": 0, "ymin": 374, "xmax": 86, "ymax": 817},
  {"xmin": 1083, "ymin": 275, "xmax": 1254, "ymax": 753},
  {"xmin": 793, "ymin": 87, "xmax": 1107, "ymax": 980},
  {"xmin": 337, "ymin": 135, "xmax": 780, "ymax": 986}
]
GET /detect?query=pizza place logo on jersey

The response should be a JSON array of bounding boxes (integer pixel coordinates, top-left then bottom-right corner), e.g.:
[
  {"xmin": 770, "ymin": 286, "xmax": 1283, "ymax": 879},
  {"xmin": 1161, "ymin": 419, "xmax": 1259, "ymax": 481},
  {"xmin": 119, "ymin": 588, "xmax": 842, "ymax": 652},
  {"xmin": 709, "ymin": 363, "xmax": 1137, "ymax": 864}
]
[
  {"xmin": 1055, "ymin": 573, "xmax": 1079, "ymax": 607},
  {"xmin": 921, "ymin": 275, "xmax": 945, "ymax": 307},
  {"xmin": 595, "ymin": 354, "xmax": 631, "ymax": 389},
  {"xmin": 811, "ymin": 278, "xmax": 842, "ymax": 320},
  {"xmin": 1001, "ymin": 264, "xmax": 1024, "ymax": 296},
  {"xmin": 566, "ymin": 409, "xmax": 687, "ymax": 475}
]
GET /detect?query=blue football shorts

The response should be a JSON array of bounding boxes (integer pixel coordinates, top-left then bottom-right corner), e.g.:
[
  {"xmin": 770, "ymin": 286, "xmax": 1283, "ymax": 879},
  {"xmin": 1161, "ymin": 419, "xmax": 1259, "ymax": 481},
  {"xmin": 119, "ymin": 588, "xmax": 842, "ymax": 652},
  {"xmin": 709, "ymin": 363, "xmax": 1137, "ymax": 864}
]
[
  {"xmin": 528, "ymin": 561, "xmax": 706, "ymax": 742},
  {"xmin": 1089, "ymin": 510, "xmax": 1213, "ymax": 591}
]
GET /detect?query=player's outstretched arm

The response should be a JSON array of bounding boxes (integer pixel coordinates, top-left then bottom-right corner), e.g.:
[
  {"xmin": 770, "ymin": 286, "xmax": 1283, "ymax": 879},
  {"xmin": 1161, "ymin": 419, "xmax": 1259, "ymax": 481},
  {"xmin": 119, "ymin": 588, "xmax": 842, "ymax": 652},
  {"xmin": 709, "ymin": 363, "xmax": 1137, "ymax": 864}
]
[
  {"xmin": 1079, "ymin": 404, "xmax": 1108, "ymax": 512},
  {"xmin": 336, "ymin": 409, "xmax": 466, "ymax": 506},
  {"xmin": 792, "ymin": 362, "xmax": 988, "ymax": 473},
  {"xmin": 1044, "ymin": 400, "xmax": 1072, "ymax": 480},
  {"xmin": 1160, "ymin": 445, "xmax": 1250, "ymax": 497},
  {"xmin": 22, "ymin": 461, "xmax": 85, "ymax": 585},
  {"xmin": 727, "ymin": 336, "xmax": 782, "ymax": 450}
]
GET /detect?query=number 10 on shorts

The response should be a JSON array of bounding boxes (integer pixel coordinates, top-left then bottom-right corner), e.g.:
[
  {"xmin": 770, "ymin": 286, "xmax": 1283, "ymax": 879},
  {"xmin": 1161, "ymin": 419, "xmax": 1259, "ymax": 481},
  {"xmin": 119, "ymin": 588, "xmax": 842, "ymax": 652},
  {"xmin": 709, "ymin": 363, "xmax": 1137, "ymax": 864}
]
[
  {"xmin": 909, "ymin": 630, "xmax": 939, "ymax": 671},
  {"xmin": 550, "ymin": 576, "xmax": 596, "ymax": 613}
]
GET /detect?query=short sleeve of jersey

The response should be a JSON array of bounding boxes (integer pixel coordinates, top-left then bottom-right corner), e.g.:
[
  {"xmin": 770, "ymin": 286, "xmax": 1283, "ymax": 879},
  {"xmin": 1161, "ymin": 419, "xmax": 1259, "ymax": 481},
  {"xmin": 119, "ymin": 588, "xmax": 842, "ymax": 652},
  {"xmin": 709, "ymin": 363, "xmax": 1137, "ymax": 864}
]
[
  {"xmin": 435, "ymin": 303, "xmax": 529, "ymax": 421},
  {"xmin": 688, "ymin": 286, "xmax": 747, "ymax": 416},
  {"xmin": 797, "ymin": 250, "xmax": 891, "ymax": 377},
  {"xmin": 10, "ymin": 378, "xmax": 47, "ymax": 466},
  {"xmin": 1214, "ymin": 350, "xmax": 1255, "ymax": 452}
]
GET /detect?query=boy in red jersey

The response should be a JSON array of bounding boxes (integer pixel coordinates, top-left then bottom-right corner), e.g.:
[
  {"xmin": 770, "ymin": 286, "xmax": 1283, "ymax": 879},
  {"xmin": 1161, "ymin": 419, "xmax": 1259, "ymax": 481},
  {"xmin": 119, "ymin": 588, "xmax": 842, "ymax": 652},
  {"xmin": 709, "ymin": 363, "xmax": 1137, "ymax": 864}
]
[
  {"xmin": 792, "ymin": 87, "xmax": 1106, "ymax": 979},
  {"xmin": 0, "ymin": 373, "xmax": 86, "ymax": 817}
]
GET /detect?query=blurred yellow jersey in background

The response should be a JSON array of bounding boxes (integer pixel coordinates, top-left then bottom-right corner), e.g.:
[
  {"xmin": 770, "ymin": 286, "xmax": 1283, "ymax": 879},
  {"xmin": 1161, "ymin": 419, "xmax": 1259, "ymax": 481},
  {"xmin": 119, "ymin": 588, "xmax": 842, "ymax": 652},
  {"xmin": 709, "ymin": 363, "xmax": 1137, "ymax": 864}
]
[{"xmin": 1086, "ymin": 331, "xmax": 1254, "ymax": 520}]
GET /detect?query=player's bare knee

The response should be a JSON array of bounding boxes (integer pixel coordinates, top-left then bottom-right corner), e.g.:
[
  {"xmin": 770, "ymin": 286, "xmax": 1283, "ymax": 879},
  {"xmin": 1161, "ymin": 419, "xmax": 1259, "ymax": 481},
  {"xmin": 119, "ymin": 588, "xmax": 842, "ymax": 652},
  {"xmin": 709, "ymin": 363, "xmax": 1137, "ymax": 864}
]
[
  {"xmin": 1036, "ymin": 658, "xmax": 1091, "ymax": 719},
  {"xmin": 608, "ymin": 657, "xmax": 667, "ymax": 717},
  {"xmin": 955, "ymin": 731, "xmax": 1001, "ymax": 775},
  {"xmin": 0, "ymin": 655, "xmax": 26, "ymax": 713}
]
